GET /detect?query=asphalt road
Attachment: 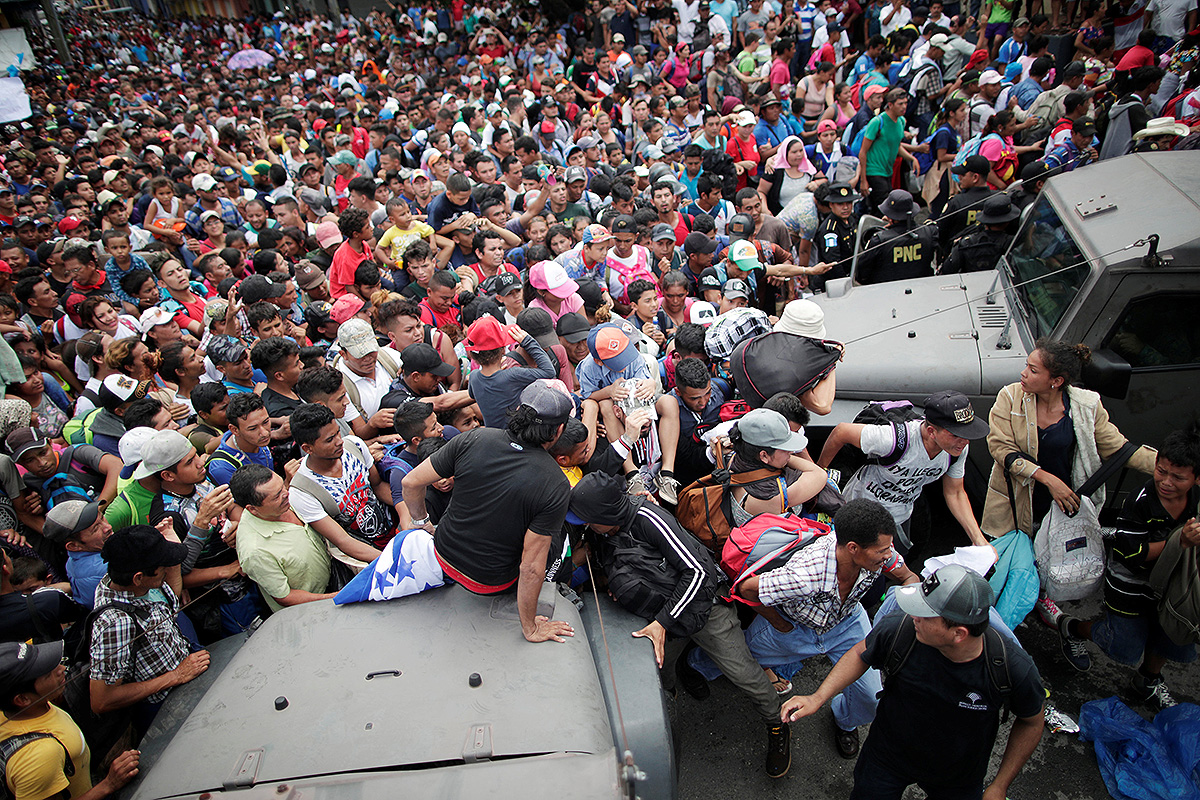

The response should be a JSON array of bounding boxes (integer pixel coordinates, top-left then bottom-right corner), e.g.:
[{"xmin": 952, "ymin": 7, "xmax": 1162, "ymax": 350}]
[{"xmin": 670, "ymin": 591, "xmax": 1197, "ymax": 800}]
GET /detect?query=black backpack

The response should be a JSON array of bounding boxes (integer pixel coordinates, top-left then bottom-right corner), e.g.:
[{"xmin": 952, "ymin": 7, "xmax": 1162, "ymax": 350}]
[
  {"xmin": 701, "ymin": 149, "xmax": 739, "ymax": 201},
  {"xmin": 730, "ymin": 332, "xmax": 842, "ymax": 408},
  {"xmin": 881, "ymin": 615, "xmax": 1014, "ymax": 711},
  {"xmin": 593, "ymin": 507, "xmax": 725, "ymax": 638},
  {"xmin": 852, "ymin": 400, "xmax": 926, "ymax": 467},
  {"xmin": 62, "ymin": 601, "xmax": 151, "ymax": 765}
]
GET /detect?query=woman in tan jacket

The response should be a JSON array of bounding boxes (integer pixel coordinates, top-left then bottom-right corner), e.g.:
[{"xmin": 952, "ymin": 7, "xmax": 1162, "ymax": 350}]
[{"xmin": 981, "ymin": 340, "xmax": 1156, "ymax": 628}]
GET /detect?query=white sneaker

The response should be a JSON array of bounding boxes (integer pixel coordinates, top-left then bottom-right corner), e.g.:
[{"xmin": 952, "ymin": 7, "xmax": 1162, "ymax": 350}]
[
  {"xmin": 1035, "ymin": 596, "xmax": 1063, "ymax": 629},
  {"xmin": 658, "ymin": 474, "xmax": 681, "ymax": 505},
  {"xmin": 1044, "ymin": 703, "xmax": 1080, "ymax": 734}
]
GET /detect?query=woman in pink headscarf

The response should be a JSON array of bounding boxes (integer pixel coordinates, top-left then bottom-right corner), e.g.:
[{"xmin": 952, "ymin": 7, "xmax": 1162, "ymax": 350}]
[
  {"xmin": 661, "ymin": 42, "xmax": 693, "ymax": 91},
  {"xmin": 758, "ymin": 135, "xmax": 825, "ymax": 216}
]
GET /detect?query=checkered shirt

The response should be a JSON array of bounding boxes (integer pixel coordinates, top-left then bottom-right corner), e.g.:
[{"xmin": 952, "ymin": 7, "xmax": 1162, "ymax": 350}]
[
  {"xmin": 89, "ymin": 579, "xmax": 190, "ymax": 704},
  {"xmin": 703, "ymin": 307, "xmax": 773, "ymax": 361},
  {"xmin": 756, "ymin": 535, "xmax": 879, "ymax": 634}
]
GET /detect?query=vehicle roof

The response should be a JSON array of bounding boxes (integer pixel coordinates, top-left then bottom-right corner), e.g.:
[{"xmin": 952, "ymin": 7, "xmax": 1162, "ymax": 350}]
[
  {"xmin": 128, "ymin": 586, "xmax": 617, "ymax": 800},
  {"xmin": 1043, "ymin": 152, "xmax": 1200, "ymax": 271}
]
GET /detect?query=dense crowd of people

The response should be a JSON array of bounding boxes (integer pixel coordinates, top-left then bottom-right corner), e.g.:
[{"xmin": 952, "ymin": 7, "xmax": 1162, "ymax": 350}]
[{"xmin": 0, "ymin": 0, "xmax": 1197, "ymax": 796}]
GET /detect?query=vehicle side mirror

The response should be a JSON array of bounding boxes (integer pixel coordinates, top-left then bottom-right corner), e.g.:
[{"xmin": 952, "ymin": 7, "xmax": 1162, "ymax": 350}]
[
  {"xmin": 1082, "ymin": 348, "xmax": 1131, "ymax": 400},
  {"xmin": 825, "ymin": 277, "xmax": 851, "ymax": 299}
]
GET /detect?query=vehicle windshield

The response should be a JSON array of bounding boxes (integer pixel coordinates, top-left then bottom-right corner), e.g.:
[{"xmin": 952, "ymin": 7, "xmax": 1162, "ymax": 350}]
[{"xmin": 1004, "ymin": 195, "xmax": 1090, "ymax": 338}]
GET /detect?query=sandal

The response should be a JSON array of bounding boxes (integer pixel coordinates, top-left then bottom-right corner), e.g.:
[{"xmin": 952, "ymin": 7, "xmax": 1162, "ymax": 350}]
[{"xmin": 765, "ymin": 668, "xmax": 792, "ymax": 695}]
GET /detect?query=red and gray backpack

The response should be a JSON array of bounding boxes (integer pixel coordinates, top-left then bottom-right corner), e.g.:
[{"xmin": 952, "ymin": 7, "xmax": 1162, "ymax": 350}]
[{"xmin": 720, "ymin": 513, "xmax": 831, "ymax": 605}]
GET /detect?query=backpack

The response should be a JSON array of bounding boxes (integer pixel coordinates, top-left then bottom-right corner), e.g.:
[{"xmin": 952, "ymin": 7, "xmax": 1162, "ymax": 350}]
[
  {"xmin": 675, "ymin": 440, "xmax": 787, "ymax": 554},
  {"xmin": 899, "ymin": 61, "xmax": 938, "ymax": 97},
  {"xmin": 0, "ymin": 733, "xmax": 74, "ymax": 800},
  {"xmin": 38, "ymin": 446, "xmax": 96, "ymax": 510},
  {"xmin": 62, "ymin": 601, "xmax": 151, "ymax": 764},
  {"xmin": 1150, "ymin": 513, "xmax": 1200, "ymax": 646},
  {"xmin": 853, "ymin": 400, "xmax": 925, "ymax": 467},
  {"xmin": 730, "ymin": 332, "xmax": 842, "ymax": 408},
  {"xmin": 718, "ymin": 399, "xmax": 751, "ymax": 423},
  {"xmin": 288, "ymin": 438, "xmax": 397, "ymax": 549},
  {"xmin": 720, "ymin": 513, "xmax": 831, "ymax": 603},
  {"xmin": 700, "ymin": 149, "xmax": 739, "ymax": 201},
  {"xmin": 881, "ymin": 615, "xmax": 1014, "ymax": 706},
  {"xmin": 952, "ymin": 132, "xmax": 1001, "ymax": 176},
  {"xmin": 61, "ymin": 408, "xmax": 103, "ymax": 446},
  {"xmin": 594, "ymin": 505, "xmax": 724, "ymax": 637}
]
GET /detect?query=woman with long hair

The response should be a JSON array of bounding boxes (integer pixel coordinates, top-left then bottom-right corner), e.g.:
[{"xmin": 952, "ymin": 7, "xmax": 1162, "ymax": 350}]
[
  {"xmin": 978, "ymin": 110, "xmax": 1044, "ymax": 188},
  {"xmin": 982, "ymin": 340, "xmax": 1156, "ymax": 641}
]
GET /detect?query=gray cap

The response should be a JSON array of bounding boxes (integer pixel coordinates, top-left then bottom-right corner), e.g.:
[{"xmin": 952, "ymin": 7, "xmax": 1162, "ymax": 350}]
[
  {"xmin": 735, "ymin": 408, "xmax": 808, "ymax": 452},
  {"xmin": 44, "ymin": 500, "xmax": 104, "ymax": 544},
  {"xmin": 297, "ymin": 187, "xmax": 331, "ymax": 217},
  {"xmin": 564, "ymin": 166, "xmax": 587, "ymax": 184},
  {"xmin": 519, "ymin": 380, "xmax": 573, "ymax": 426},
  {"xmin": 132, "ymin": 429, "xmax": 195, "ymax": 480},
  {"xmin": 897, "ymin": 564, "xmax": 995, "ymax": 626},
  {"xmin": 722, "ymin": 277, "xmax": 751, "ymax": 300},
  {"xmin": 651, "ymin": 223, "xmax": 676, "ymax": 242}
]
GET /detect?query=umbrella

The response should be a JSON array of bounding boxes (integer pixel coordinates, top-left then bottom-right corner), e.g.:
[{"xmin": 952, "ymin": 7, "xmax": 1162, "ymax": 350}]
[{"xmin": 227, "ymin": 49, "xmax": 275, "ymax": 70}]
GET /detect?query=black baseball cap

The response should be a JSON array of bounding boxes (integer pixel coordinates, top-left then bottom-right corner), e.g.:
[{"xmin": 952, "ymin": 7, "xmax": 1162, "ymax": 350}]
[
  {"xmin": 952, "ymin": 154, "xmax": 990, "ymax": 176},
  {"xmin": 923, "ymin": 390, "xmax": 990, "ymax": 439},
  {"xmin": 698, "ymin": 267, "xmax": 723, "ymax": 293},
  {"xmin": 556, "ymin": 311, "xmax": 590, "ymax": 343},
  {"xmin": 611, "ymin": 214, "xmax": 637, "ymax": 234},
  {"xmin": 481, "ymin": 271, "xmax": 522, "ymax": 296},
  {"xmin": 683, "ymin": 231, "xmax": 717, "ymax": 255},
  {"xmin": 400, "ymin": 342, "xmax": 454, "ymax": 376},
  {"xmin": 0, "ymin": 641, "xmax": 64, "ymax": 699},
  {"xmin": 727, "ymin": 213, "xmax": 754, "ymax": 241},
  {"xmin": 240, "ymin": 274, "xmax": 286, "ymax": 305},
  {"xmin": 102, "ymin": 525, "xmax": 188, "ymax": 576}
]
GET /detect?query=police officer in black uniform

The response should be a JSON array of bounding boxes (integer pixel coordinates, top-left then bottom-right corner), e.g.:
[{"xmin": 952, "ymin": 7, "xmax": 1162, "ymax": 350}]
[
  {"xmin": 811, "ymin": 182, "xmax": 861, "ymax": 292},
  {"xmin": 938, "ymin": 154, "xmax": 995, "ymax": 255},
  {"xmin": 941, "ymin": 194, "xmax": 1020, "ymax": 274},
  {"xmin": 856, "ymin": 190, "xmax": 938, "ymax": 285}
]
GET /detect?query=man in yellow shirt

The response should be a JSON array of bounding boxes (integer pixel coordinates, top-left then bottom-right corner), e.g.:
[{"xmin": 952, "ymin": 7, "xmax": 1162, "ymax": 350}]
[{"xmin": 0, "ymin": 640, "xmax": 139, "ymax": 799}]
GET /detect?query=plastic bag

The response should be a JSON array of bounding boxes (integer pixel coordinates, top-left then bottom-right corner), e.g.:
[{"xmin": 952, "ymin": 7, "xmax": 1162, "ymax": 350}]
[
  {"xmin": 1035, "ymin": 496, "xmax": 1105, "ymax": 601},
  {"xmin": 1079, "ymin": 696, "xmax": 1200, "ymax": 800}
]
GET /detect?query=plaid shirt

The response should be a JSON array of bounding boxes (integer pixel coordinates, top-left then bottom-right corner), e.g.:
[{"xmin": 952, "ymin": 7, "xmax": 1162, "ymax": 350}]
[
  {"xmin": 89, "ymin": 579, "xmax": 189, "ymax": 704},
  {"xmin": 756, "ymin": 535, "xmax": 878, "ymax": 633},
  {"xmin": 704, "ymin": 307, "xmax": 773, "ymax": 361}
]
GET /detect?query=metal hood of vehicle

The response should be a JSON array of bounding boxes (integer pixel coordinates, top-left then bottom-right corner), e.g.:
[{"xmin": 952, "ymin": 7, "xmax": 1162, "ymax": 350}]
[
  {"xmin": 126, "ymin": 586, "xmax": 618, "ymax": 799},
  {"xmin": 814, "ymin": 275, "xmax": 984, "ymax": 398}
]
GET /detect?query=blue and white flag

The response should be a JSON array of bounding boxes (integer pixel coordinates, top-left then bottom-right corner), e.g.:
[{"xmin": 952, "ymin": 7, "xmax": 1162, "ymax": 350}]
[{"xmin": 334, "ymin": 528, "xmax": 445, "ymax": 605}]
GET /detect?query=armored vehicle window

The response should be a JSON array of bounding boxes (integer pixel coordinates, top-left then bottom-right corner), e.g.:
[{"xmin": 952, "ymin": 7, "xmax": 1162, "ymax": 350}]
[
  {"xmin": 1006, "ymin": 196, "xmax": 1089, "ymax": 337},
  {"xmin": 1106, "ymin": 295, "xmax": 1200, "ymax": 369}
]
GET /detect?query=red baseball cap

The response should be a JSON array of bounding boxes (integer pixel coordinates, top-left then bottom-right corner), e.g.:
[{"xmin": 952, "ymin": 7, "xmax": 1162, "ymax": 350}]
[
  {"xmin": 330, "ymin": 294, "xmax": 366, "ymax": 324},
  {"xmin": 463, "ymin": 315, "xmax": 512, "ymax": 352},
  {"xmin": 0, "ymin": 259, "xmax": 10, "ymax": 275},
  {"xmin": 57, "ymin": 216, "xmax": 85, "ymax": 235}
]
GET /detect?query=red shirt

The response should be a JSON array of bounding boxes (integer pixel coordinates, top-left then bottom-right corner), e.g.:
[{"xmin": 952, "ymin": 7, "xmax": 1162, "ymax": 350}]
[
  {"xmin": 418, "ymin": 298, "xmax": 461, "ymax": 329},
  {"xmin": 1116, "ymin": 44, "xmax": 1156, "ymax": 71},
  {"xmin": 329, "ymin": 240, "xmax": 373, "ymax": 298},
  {"xmin": 464, "ymin": 262, "xmax": 519, "ymax": 286}
]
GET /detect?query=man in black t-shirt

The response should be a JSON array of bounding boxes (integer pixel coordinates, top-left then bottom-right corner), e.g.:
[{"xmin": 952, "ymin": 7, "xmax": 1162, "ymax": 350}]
[
  {"xmin": 401, "ymin": 382, "xmax": 575, "ymax": 645},
  {"xmin": 1057, "ymin": 430, "xmax": 1200, "ymax": 709},
  {"xmin": 781, "ymin": 565, "xmax": 1045, "ymax": 800}
]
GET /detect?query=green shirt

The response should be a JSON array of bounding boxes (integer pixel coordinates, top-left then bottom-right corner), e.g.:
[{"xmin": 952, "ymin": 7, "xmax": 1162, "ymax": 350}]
[
  {"xmin": 105, "ymin": 480, "xmax": 156, "ymax": 530},
  {"xmin": 863, "ymin": 112, "xmax": 906, "ymax": 177},
  {"xmin": 236, "ymin": 511, "xmax": 332, "ymax": 612}
]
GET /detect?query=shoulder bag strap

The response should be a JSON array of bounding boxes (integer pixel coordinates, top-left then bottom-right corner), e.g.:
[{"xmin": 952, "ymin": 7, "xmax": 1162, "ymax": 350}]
[
  {"xmin": 22, "ymin": 595, "xmax": 56, "ymax": 645},
  {"xmin": 1002, "ymin": 450, "xmax": 1038, "ymax": 535},
  {"xmin": 1076, "ymin": 441, "xmax": 1139, "ymax": 499},
  {"xmin": 288, "ymin": 471, "xmax": 341, "ymax": 520}
]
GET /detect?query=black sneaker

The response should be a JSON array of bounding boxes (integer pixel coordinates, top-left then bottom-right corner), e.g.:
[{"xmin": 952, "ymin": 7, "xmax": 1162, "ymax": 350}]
[
  {"xmin": 674, "ymin": 644, "xmax": 710, "ymax": 700},
  {"xmin": 832, "ymin": 716, "xmax": 860, "ymax": 759},
  {"xmin": 765, "ymin": 723, "xmax": 791, "ymax": 778},
  {"xmin": 1130, "ymin": 674, "xmax": 1179, "ymax": 712},
  {"xmin": 1057, "ymin": 616, "xmax": 1092, "ymax": 672}
]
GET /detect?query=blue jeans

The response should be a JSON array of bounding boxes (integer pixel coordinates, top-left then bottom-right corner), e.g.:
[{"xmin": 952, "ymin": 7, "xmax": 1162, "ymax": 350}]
[{"xmin": 690, "ymin": 603, "xmax": 882, "ymax": 730}]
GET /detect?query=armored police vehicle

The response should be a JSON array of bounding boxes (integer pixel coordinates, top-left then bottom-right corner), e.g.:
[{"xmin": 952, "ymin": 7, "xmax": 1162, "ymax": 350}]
[
  {"xmin": 123, "ymin": 584, "xmax": 677, "ymax": 800},
  {"xmin": 815, "ymin": 151, "xmax": 1199, "ymax": 472}
]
